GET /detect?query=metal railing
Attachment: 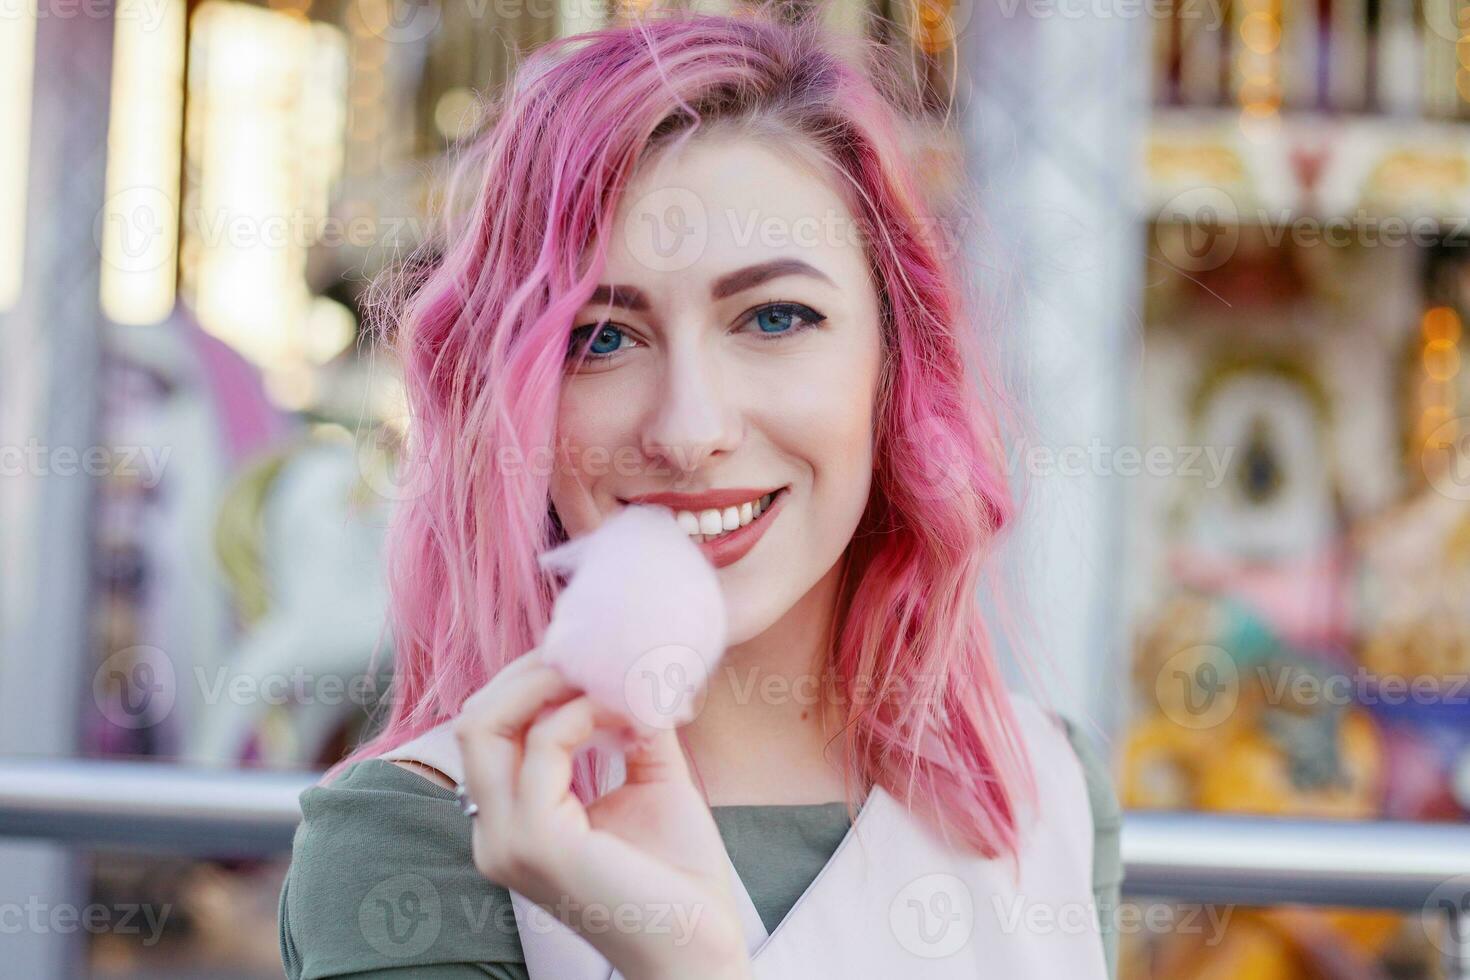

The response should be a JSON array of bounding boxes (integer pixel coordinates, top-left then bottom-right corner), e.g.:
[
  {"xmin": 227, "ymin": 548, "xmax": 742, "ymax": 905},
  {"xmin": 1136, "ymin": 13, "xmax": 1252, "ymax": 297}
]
[{"xmin": 2, "ymin": 756, "xmax": 1468, "ymax": 974}]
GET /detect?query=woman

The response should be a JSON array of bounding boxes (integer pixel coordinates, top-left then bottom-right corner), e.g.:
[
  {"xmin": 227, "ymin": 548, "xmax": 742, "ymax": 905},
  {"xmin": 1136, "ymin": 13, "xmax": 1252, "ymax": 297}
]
[{"xmin": 280, "ymin": 7, "xmax": 1123, "ymax": 978}]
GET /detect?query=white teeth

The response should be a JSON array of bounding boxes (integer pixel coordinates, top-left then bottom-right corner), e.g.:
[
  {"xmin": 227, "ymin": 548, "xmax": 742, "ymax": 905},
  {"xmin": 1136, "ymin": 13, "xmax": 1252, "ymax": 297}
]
[{"xmin": 671, "ymin": 490, "xmax": 780, "ymax": 543}]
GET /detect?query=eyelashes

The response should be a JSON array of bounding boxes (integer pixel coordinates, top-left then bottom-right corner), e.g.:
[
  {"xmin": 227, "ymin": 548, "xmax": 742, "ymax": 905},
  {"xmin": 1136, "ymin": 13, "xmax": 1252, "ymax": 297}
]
[{"xmin": 566, "ymin": 300, "xmax": 827, "ymax": 366}]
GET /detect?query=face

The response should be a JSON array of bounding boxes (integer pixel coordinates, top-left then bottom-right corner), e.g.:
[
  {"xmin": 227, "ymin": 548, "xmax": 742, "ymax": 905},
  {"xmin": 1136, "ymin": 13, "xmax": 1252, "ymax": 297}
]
[{"xmin": 548, "ymin": 132, "xmax": 885, "ymax": 643}]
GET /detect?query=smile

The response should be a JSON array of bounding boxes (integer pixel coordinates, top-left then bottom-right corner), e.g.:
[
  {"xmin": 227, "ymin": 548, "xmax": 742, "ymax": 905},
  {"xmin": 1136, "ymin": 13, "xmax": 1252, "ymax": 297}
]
[
  {"xmin": 672, "ymin": 490, "xmax": 781, "ymax": 542},
  {"xmin": 618, "ymin": 486, "xmax": 791, "ymax": 569}
]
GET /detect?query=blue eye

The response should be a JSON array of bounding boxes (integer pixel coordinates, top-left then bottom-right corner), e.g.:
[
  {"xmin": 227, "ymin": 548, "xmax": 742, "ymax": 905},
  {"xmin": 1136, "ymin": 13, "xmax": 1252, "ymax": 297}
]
[
  {"xmin": 746, "ymin": 301, "xmax": 825, "ymax": 338},
  {"xmin": 567, "ymin": 323, "xmax": 628, "ymax": 363},
  {"xmin": 566, "ymin": 301, "xmax": 825, "ymax": 369}
]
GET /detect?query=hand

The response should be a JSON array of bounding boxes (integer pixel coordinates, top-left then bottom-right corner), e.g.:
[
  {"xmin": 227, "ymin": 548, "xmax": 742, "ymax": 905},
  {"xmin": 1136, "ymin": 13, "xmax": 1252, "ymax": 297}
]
[{"xmin": 453, "ymin": 649, "xmax": 753, "ymax": 980}]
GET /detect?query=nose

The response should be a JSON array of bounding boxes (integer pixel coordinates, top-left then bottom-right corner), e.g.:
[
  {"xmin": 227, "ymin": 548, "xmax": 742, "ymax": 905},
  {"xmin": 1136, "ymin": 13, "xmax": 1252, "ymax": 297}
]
[{"xmin": 638, "ymin": 342, "xmax": 741, "ymax": 479}]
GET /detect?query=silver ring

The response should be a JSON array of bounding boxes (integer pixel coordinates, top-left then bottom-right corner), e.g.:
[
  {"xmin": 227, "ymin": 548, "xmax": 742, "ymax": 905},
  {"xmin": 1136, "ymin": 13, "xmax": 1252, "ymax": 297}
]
[{"xmin": 454, "ymin": 782, "xmax": 479, "ymax": 818}]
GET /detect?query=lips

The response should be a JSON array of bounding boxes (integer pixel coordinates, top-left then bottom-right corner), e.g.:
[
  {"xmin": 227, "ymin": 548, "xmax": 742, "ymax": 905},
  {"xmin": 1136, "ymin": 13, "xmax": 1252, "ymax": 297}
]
[
  {"xmin": 621, "ymin": 486, "xmax": 785, "ymax": 511},
  {"xmin": 618, "ymin": 486, "xmax": 790, "ymax": 569},
  {"xmin": 690, "ymin": 487, "xmax": 788, "ymax": 568}
]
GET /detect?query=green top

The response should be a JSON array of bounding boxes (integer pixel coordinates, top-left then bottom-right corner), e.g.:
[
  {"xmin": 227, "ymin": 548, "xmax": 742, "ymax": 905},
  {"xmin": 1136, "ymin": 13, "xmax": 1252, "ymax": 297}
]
[{"xmin": 279, "ymin": 717, "xmax": 1122, "ymax": 979}]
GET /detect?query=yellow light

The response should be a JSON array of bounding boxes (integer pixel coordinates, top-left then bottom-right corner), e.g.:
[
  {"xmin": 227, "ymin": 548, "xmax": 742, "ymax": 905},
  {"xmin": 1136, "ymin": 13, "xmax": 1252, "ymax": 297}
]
[
  {"xmin": 1420, "ymin": 376, "xmax": 1455, "ymax": 406},
  {"xmin": 1418, "ymin": 405, "xmax": 1453, "ymax": 439},
  {"xmin": 1240, "ymin": 11, "xmax": 1281, "ymax": 54},
  {"xmin": 183, "ymin": 1, "xmax": 347, "ymax": 375},
  {"xmin": 304, "ymin": 295, "xmax": 358, "ymax": 364},
  {"xmin": 1425, "ymin": 338, "xmax": 1463, "ymax": 381},
  {"xmin": 100, "ymin": 0, "xmax": 186, "ymax": 326},
  {"xmin": 434, "ymin": 87, "xmax": 480, "ymax": 142},
  {"xmin": 0, "ymin": 0, "xmax": 37, "ymax": 311},
  {"xmin": 1423, "ymin": 306, "xmax": 1463, "ymax": 343}
]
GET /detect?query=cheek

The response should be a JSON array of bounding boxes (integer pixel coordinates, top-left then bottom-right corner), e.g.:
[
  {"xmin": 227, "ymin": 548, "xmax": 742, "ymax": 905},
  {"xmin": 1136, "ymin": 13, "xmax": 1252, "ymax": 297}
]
[
  {"xmin": 770, "ymin": 334, "xmax": 881, "ymax": 518},
  {"xmin": 549, "ymin": 381, "xmax": 638, "ymax": 535}
]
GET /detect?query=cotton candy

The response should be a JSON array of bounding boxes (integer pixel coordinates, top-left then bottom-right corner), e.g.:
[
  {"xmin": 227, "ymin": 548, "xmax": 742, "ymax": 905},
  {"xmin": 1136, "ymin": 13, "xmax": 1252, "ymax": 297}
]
[{"xmin": 536, "ymin": 503, "xmax": 728, "ymax": 734}]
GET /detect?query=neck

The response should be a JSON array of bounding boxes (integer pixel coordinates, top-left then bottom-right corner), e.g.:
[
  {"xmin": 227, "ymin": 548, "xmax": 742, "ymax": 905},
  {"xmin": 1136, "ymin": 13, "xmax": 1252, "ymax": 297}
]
[{"xmin": 680, "ymin": 556, "xmax": 854, "ymax": 806}]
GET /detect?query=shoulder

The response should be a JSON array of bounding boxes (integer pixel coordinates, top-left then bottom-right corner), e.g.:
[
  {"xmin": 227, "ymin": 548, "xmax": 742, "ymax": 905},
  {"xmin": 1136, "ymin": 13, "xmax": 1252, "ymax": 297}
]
[
  {"xmin": 1004, "ymin": 692, "xmax": 1123, "ymax": 830},
  {"xmin": 1053, "ymin": 714, "xmax": 1123, "ymax": 839},
  {"xmin": 1004, "ymin": 691, "xmax": 1123, "ymax": 879},
  {"xmin": 279, "ymin": 759, "xmax": 524, "ymax": 979}
]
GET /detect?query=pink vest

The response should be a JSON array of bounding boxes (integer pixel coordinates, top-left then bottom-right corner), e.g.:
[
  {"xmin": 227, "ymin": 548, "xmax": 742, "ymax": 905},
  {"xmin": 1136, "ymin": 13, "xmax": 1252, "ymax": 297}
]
[{"xmin": 381, "ymin": 692, "xmax": 1108, "ymax": 979}]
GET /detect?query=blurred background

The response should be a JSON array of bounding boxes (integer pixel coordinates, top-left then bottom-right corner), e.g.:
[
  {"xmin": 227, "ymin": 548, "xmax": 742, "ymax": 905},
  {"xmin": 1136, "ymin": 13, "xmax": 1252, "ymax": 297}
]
[{"xmin": 2, "ymin": 0, "xmax": 1469, "ymax": 975}]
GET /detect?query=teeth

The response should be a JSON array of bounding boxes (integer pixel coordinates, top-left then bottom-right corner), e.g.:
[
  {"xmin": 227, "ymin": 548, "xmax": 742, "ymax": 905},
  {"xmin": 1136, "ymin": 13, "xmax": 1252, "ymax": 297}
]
[
  {"xmin": 672, "ymin": 491, "xmax": 779, "ymax": 543},
  {"xmin": 698, "ymin": 509, "xmax": 723, "ymax": 535}
]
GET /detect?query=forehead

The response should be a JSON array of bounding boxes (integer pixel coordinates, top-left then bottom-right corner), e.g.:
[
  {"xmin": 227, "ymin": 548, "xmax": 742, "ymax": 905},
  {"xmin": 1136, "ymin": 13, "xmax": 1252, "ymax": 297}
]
[{"xmin": 598, "ymin": 134, "xmax": 867, "ymax": 293}]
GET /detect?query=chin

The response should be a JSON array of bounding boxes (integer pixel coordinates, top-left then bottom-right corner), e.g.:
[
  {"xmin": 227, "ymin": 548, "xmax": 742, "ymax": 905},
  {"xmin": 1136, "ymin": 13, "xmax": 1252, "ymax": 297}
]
[{"xmin": 717, "ymin": 586, "xmax": 784, "ymax": 648}]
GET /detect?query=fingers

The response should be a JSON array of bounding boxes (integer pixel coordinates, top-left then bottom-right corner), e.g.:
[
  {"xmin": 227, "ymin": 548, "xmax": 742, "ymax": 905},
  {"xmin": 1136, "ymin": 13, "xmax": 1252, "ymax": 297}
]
[
  {"xmin": 519, "ymin": 695, "xmax": 597, "ymax": 810},
  {"xmin": 459, "ymin": 661, "xmax": 577, "ymax": 739},
  {"xmin": 454, "ymin": 657, "xmax": 578, "ymax": 826},
  {"xmin": 622, "ymin": 725, "xmax": 694, "ymax": 787}
]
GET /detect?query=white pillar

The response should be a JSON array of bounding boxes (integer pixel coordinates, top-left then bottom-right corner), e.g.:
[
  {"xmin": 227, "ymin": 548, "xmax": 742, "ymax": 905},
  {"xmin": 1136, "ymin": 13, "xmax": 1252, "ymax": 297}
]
[
  {"xmin": 961, "ymin": 2, "xmax": 1149, "ymax": 734},
  {"xmin": 0, "ymin": 3, "xmax": 114, "ymax": 976}
]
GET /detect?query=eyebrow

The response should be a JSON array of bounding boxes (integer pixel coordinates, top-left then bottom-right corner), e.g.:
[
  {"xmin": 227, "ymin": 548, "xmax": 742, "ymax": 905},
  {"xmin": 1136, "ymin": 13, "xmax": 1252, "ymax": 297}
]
[{"xmin": 584, "ymin": 258, "xmax": 835, "ymax": 312}]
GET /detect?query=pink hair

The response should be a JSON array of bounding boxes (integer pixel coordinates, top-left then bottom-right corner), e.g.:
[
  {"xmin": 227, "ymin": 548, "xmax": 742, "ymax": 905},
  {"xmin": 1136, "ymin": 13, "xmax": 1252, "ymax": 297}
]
[{"xmin": 329, "ymin": 3, "xmax": 1039, "ymax": 863}]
